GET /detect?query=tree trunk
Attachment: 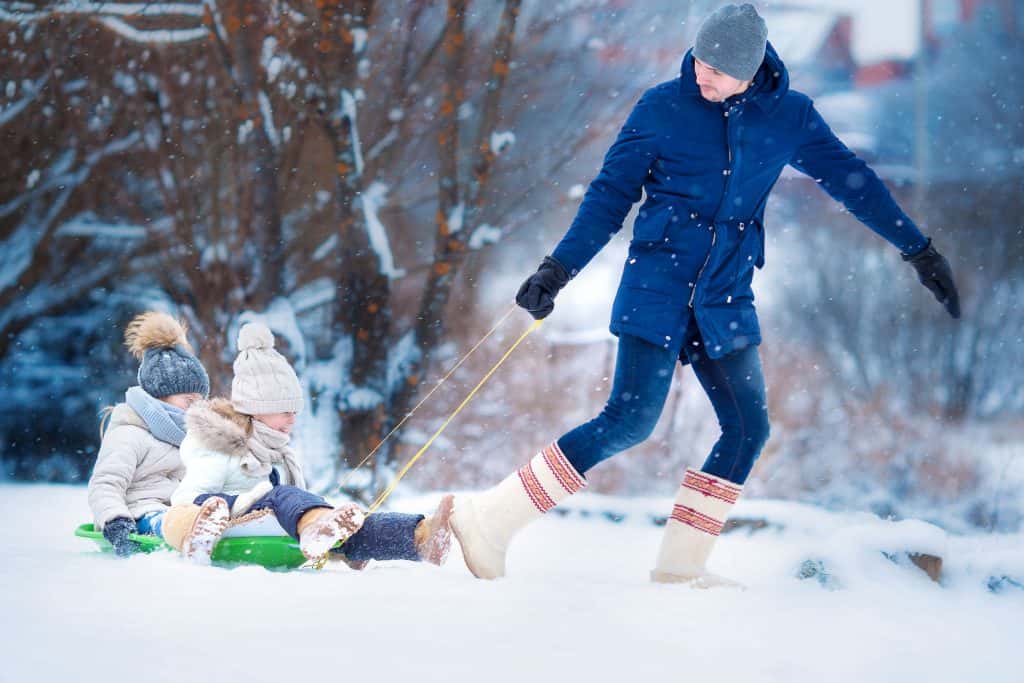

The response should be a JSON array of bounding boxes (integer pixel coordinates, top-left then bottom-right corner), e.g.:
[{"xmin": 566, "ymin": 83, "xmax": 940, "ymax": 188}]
[{"xmin": 306, "ymin": 1, "xmax": 392, "ymax": 473}]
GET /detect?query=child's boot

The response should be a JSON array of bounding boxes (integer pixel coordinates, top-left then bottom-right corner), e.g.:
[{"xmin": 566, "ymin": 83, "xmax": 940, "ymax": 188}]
[
  {"xmin": 162, "ymin": 497, "xmax": 230, "ymax": 565},
  {"xmin": 414, "ymin": 494, "xmax": 455, "ymax": 566},
  {"xmin": 297, "ymin": 503, "xmax": 366, "ymax": 561},
  {"xmin": 450, "ymin": 442, "xmax": 586, "ymax": 579}
]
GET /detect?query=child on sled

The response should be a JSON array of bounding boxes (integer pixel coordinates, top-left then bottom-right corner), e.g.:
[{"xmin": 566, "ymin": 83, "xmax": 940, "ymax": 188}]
[
  {"xmin": 87, "ymin": 312, "xmax": 210, "ymax": 556},
  {"xmin": 164, "ymin": 322, "xmax": 453, "ymax": 567}
]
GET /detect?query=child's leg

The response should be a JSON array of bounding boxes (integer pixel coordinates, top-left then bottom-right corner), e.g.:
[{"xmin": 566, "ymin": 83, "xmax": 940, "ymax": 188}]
[
  {"xmin": 337, "ymin": 494, "xmax": 454, "ymax": 565},
  {"xmin": 338, "ymin": 512, "xmax": 424, "ymax": 562},
  {"xmin": 191, "ymin": 486, "xmax": 334, "ymax": 540},
  {"xmin": 135, "ymin": 511, "xmax": 165, "ymax": 537},
  {"xmin": 244, "ymin": 484, "xmax": 364, "ymax": 561},
  {"xmin": 244, "ymin": 485, "xmax": 331, "ymax": 539}
]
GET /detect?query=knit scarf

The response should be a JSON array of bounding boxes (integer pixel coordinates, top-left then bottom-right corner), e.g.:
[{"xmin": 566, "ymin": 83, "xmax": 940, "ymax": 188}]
[
  {"xmin": 244, "ymin": 419, "xmax": 306, "ymax": 490},
  {"xmin": 125, "ymin": 386, "xmax": 187, "ymax": 447}
]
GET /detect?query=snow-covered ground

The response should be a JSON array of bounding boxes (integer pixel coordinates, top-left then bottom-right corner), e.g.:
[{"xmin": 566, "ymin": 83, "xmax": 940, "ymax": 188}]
[{"xmin": 2, "ymin": 484, "xmax": 1021, "ymax": 683}]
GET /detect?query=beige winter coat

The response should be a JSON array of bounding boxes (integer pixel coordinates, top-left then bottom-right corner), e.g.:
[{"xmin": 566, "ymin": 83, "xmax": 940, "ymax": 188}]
[{"xmin": 87, "ymin": 403, "xmax": 186, "ymax": 530}]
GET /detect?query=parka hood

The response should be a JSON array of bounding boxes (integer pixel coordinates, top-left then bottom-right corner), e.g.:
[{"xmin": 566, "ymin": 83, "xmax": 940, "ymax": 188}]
[{"xmin": 679, "ymin": 40, "xmax": 789, "ymax": 113}]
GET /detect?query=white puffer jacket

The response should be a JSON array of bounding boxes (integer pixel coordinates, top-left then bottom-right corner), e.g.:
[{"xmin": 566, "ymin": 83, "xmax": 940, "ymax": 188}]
[
  {"xmin": 87, "ymin": 404, "xmax": 185, "ymax": 530},
  {"xmin": 170, "ymin": 400, "xmax": 266, "ymax": 507}
]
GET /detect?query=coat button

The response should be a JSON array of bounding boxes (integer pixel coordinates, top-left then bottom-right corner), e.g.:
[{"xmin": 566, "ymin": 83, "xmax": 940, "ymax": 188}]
[
  {"xmin": 690, "ymin": 212, "xmax": 698, "ymax": 219},
  {"xmin": 723, "ymin": 169, "xmax": 731, "ymax": 176},
  {"xmin": 739, "ymin": 222, "xmax": 745, "ymax": 231}
]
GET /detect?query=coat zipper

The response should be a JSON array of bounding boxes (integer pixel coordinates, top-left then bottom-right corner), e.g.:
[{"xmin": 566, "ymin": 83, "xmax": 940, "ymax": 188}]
[
  {"xmin": 691, "ymin": 105, "xmax": 733, "ymax": 309},
  {"xmin": 689, "ymin": 227, "xmax": 715, "ymax": 308},
  {"xmin": 716, "ymin": 106, "xmax": 734, "ymax": 216}
]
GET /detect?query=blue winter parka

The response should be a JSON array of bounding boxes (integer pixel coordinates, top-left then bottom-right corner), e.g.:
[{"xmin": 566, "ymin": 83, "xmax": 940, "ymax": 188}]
[{"xmin": 551, "ymin": 43, "xmax": 928, "ymax": 361}]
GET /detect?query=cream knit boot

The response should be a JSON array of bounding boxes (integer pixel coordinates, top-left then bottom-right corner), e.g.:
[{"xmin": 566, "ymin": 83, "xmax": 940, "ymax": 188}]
[
  {"xmin": 451, "ymin": 442, "xmax": 586, "ymax": 580},
  {"xmin": 651, "ymin": 468, "xmax": 744, "ymax": 588}
]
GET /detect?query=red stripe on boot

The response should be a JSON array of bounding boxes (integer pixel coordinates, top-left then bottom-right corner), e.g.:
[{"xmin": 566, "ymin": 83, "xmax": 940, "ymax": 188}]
[
  {"xmin": 670, "ymin": 504, "xmax": 724, "ymax": 536},
  {"xmin": 542, "ymin": 442, "xmax": 586, "ymax": 494},
  {"xmin": 669, "ymin": 504, "xmax": 722, "ymax": 530},
  {"xmin": 682, "ymin": 470, "xmax": 741, "ymax": 505},
  {"xmin": 518, "ymin": 462, "xmax": 556, "ymax": 513}
]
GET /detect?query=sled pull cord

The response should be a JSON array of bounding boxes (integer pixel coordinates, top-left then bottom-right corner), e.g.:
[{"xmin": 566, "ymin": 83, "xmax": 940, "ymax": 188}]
[
  {"xmin": 337, "ymin": 305, "xmax": 518, "ymax": 494},
  {"xmin": 368, "ymin": 317, "xmax": 543, "ymax": 513}
]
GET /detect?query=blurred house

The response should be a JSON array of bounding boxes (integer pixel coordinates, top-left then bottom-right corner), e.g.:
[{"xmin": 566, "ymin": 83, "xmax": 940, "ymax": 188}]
[
  {"xmin": 598, "ymin": 0, "xmax": 1020, "ymax": 182},
  {"xmin": 763, "ymin": 0, "xmax": 1023, "ymax": 182}
]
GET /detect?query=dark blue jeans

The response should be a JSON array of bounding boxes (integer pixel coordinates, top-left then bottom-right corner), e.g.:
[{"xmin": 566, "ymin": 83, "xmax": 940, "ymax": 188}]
[
  {"xmin": 558, "ymin": 320, "xmax": 769, "ymax": 485},
  {"xmin": 196, "ymin": 485, "xmax": 424, "ymax": 561}
]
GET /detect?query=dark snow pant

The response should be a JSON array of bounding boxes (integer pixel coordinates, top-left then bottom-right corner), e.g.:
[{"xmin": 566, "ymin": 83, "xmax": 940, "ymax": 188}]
[
  {"xmin": 195, "ymin": 486, "xmax": 425, "ymax": 561},
  {"xmin": 334, "ymin": 512, "xmax": 425, "ymax": 562},
  {"xmin": 557, "ymin": 319, "xmax": 770, "ymax": 485}
]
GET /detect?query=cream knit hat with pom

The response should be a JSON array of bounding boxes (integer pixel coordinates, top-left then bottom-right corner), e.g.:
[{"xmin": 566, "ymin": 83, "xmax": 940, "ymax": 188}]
[{"xmin": 231, "ymin": 322, "xmax": 304, "ymax": 415}]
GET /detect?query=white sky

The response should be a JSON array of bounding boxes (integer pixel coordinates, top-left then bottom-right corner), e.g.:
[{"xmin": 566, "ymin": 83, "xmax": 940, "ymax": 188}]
[{"xmin": 767, "ymin": 0, "xmax": 925, "ymax": 64}]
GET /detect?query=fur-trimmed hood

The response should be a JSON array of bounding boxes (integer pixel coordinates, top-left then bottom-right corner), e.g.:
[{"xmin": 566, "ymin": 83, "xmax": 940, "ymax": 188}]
[{"xmin": 184, "ymin": 398, "xmax": 250, "ymax": 458}]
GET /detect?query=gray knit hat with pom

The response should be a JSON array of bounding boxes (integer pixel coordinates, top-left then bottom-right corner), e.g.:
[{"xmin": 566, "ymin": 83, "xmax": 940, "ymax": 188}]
[
  {"xmin": 125, "ymin": 312, "xmax": 210, "ymax": 399},
  {"xmin": 693, "ymin": 3, "xmax": 768, "ymax": 81},
  {"xmin": 230, "ymin": 322, "xmax": 304, "ymax": 415}
]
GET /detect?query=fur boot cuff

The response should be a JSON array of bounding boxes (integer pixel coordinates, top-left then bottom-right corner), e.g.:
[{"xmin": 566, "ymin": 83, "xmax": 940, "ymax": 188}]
[{"xmin": 231, "ymin": 480, "xmax": 273, "ymax": 518}]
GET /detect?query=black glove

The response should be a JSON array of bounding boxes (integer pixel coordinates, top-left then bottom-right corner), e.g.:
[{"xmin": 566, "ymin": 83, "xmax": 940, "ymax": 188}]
[
  {"xmin": 515, "ymin": 256, "xmax": 571, "ymax": 320},
  {"xmin": 902, "ymin": 238, "xmax": 960, "ymax": 319},
  {"xmin": 102, "ymin": 517, "xmax": 142, "ymax": 557}
]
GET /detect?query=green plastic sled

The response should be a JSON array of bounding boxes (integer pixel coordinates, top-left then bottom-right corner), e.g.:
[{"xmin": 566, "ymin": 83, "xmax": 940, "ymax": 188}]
[{"xmin": 75, "ymin": 523, "xmax": 308, "ymax": 569}]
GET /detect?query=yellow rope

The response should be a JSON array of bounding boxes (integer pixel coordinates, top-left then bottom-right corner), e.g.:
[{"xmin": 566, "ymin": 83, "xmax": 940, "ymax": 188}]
[
  {"xmin": 336, "ymin": 305, "xmax": 518, "ymax": 494},
  {"xmin": 309, "ymin": 314, "xmax": 541, "ymax": 570},
  {"xmin": 368, "ymin": 317, "xmax": 543, "ymax": 513}
]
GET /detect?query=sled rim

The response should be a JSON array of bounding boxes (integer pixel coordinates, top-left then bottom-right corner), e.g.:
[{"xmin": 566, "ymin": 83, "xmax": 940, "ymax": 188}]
[{"xmin": 75, "ymin": 523, "xmax": 308, "ymax": 569}]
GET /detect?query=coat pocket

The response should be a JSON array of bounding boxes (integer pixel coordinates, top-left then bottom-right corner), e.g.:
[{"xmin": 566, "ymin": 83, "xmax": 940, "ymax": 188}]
[
  {"xmin": 730, "ymin": 221, "xmax": 763, "ymax": 300},
  {"xmin": 631, "ymin": 203, "xmax": 680, "ymax": 244},
  {"xmin": 752, "ymin": 218, "xmax": 766, "ymax": 269},
  {"xmin": 701, "ymin": 301, "xmax": 761, "ymax": 357}
]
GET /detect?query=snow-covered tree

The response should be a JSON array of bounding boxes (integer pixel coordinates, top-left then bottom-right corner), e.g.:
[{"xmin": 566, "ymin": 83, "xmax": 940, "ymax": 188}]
[{"xmin": 0, "ymin": 1, "xmax": 669, "ymax": 494}]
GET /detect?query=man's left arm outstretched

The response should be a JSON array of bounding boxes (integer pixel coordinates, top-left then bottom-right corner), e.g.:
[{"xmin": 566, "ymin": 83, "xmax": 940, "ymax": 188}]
[{"xmin": 790, "ymin": 101, "xmax": 960, "ymax": 318}]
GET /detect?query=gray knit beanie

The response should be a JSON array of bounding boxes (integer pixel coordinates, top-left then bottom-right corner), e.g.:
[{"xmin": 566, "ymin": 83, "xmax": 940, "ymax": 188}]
[
  {"xmin": 125, "ymin": 311, "xmax": 210, "ymax": 399},
  {"xmin": 231, "ymin": 322, "xmax": 304, "ymax": 415},
  {"xmin": 693, "ymin": 3, "xmax": 768, "ymax": 81}
]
